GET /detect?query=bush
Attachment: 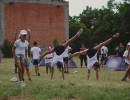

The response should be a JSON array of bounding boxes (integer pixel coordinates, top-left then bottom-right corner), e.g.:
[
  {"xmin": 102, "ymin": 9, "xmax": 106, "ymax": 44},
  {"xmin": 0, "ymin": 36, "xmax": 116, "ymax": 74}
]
[
  {"xmin": 53, "ymin": 38, "xmax": 59, "ymax": 46},
  {"xmin": 0, "ymin": 40, "xmax": 13, "ymax": 58}
]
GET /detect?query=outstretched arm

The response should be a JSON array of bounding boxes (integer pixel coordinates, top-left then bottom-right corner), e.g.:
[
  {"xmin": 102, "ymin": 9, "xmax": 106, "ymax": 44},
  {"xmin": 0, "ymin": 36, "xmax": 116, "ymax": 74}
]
[
  {"xmin": 87, "ymin": 69, "xmax": 90, "ymax": 80},
  {"xmin": 62, "ymin": 67, "xmax": 65, "ymax": 80},
  {"xmin": 14, "ymin": 29, "xmax": 18, "ymax": 41},
  {"xmin": 27, "ymin": 29, "xmax": 30, "ymax": 42},
  {"xmin": 70, "ymin": 49, "xmax": 88, "ymax": 58},
  {"xmin": 41, "ymin": 47, "xmax": 55, "ymax": 58}
]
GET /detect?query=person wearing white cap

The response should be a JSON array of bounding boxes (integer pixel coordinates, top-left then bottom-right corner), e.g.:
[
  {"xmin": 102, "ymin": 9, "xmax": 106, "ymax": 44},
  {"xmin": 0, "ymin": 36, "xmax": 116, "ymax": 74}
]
[
  {"xmin": 122, "ymin": 42, "xmax": 130, "ymax": 81},
  {"xmin": 13, "ymin": 29, "xmax": 31, "ymax": 82},
  {"xmin": 12, "ymin": 30, "xmax": 29, "ymax": 87}
]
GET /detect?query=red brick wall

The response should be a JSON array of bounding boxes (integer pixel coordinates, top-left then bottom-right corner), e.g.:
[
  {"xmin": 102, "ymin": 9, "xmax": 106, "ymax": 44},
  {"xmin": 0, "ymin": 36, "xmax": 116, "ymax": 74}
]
[{"xmin": 4, "ymin": 3, "xmax": 65, "ymax": 47}]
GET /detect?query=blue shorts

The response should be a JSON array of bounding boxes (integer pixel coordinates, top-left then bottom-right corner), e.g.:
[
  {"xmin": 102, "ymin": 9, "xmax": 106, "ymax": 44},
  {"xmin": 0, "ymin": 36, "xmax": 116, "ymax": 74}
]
[{"xmin": 24, "ymin": 59, "xmax": 29, "ymax": 67}]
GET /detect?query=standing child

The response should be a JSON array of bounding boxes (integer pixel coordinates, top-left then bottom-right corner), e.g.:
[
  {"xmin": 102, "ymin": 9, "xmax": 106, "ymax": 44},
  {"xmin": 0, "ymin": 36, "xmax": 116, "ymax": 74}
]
[
  {"xmin": 31, "ymin": 42, "xmax": 42, "ymax": 76},
  {"xmin": 12, "ymin": 30, "xmax": 29, "ymax": 87},
  {"xmin": 121, "ymin": 42, "xmax": 130, "ymax": 81},
  {"xmin": 62, "ymin": 41, "xmax": 72, "ymax": 74},
  {"xmin": 45, "ymin": 46, "xmax": 53, "ymax": 76}
]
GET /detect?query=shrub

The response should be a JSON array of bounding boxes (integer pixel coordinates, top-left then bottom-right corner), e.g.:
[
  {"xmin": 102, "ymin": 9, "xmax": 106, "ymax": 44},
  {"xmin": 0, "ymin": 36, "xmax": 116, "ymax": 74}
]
[{"xmin": 0, "ymin": 40, "xmax": 13, "ymax": 58}]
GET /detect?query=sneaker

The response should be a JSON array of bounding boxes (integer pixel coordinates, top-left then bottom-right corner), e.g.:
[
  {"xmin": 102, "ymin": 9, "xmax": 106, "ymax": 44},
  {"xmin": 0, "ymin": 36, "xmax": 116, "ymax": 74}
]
[
  {"xmin": 38, "ymin": 73, "xmax": 40, "ymax": 76},
  {"xmin": 66, "ymin": 71, "xmax": 69, "ymax": 74},
  {"xmin": 121, "ymin": 78, "xmax": 127, "ymax": 81},
  {"xmin": 76, "ymin": 28, "xmax": 83, "ymax": 36},
  {"xmin": 126, "ymin": 78, "xmax": 130, "ymax": 82},
  {"xmin": 29, "ymin": 78, "xmax": 32, "ymax": 82},
  {"xmin": 64, "ymin": 71, "xmax": 67, "ymax": 73},
  {"xmin": 112, "ymin": 33, "xmax": 119, "ymax": 39},
  {"xmin": 21, "ymin": 81, "xmax": 25, "ymax": 87},
  {"xmin": 19, "ymin": 81, "xmax": 25, "ymax": 87},
  {"xmin": 14, "ymin": 72, "xmax": 17, "ymax": 74}
]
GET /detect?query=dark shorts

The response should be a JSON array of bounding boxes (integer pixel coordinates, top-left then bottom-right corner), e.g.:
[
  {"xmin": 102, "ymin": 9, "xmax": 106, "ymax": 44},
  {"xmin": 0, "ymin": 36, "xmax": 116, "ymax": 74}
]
[
  {"xmin": 54, "ymin": 45, "xmax": 65, "ymax": 55},
  {"xmin": 125, "ymin": 63, "xmax": 129, "ymax": 66},
  {"xmin": 101, "ymin": 54, "xmax": 107, "ymax": 61},
  {"xmin": 87, "ymin": 48, "xmax": 97, "ymax": 58},
  {"xmin": 33, "ymin": 59, "xmax": 39, "ymax": 65},
  {"xmin": 63, "ymin": 57, "xmax": 68, "ymax": 64},
  {"xmin": 24, "ymin": 59, "xmax": 29, "ymax": 67},
  {"xmin": 45, "ymin": 62, "xmax": 52, "ymax": 68}
]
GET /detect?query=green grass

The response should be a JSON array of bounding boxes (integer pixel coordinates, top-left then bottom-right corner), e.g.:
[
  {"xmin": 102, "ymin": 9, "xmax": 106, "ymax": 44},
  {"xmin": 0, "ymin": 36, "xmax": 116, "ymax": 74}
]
[{"xmin": 0, "ymin": 58, "xmax": 130, "ymax": 100}]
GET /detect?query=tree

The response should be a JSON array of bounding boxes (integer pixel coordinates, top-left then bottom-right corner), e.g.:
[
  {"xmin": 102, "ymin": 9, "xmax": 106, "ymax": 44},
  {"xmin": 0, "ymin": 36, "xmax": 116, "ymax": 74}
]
[{"xmin": 69, "ymin": 22, "xmax": 91, "ymax": 52}]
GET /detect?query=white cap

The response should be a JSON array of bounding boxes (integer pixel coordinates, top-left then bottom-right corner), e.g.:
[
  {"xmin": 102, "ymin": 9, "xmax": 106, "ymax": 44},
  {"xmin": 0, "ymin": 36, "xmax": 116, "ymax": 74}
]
[
  {"xmin": 127, "ymin": 42, "xmax": 130, "ymax": 46},
  {"xmin": 20, "ymin": 30, "xmax": 27, "ymax": 35}
]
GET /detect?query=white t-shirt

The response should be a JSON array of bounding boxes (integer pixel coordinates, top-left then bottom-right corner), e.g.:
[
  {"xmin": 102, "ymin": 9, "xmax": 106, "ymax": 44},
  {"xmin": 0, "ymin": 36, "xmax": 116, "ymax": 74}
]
[
  {"xmin": 123, "ymin": 50, "xmax": 130, "ymax": 65},
  {"xmin": 63, "ymin": 46, "xmax": 71, "ymax": 58},
  {"xmin": 52, "ymin": 52, "xmax": 64, "ymax": 67},
  {"xmin": 31, "ymin": 47, "xmax": 41, "ymax": 60},
  {"xmin": 87, "ymin": 53, "xmax": 98, "ymax": 70},
  {"xmin": 101, "ymin": 46, "xmax": 108, "ymax": 56},
  {"xmin": 45, "ymin": 53, "xmax": 53, "ymax": 63},
  {"xmin": 14, "ymin": 39, "xmax": 29, "ymax": 55}
]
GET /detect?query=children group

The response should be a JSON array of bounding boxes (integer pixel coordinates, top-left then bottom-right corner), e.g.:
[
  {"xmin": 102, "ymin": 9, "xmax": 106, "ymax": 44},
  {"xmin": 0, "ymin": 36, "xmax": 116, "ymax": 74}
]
[{"xmin": 12, "ymin": 28, "xmax": 124, "ymax": 87}]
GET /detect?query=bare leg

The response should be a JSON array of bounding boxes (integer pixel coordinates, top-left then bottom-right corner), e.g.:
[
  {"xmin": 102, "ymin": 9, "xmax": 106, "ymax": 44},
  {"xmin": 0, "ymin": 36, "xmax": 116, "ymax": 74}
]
[
  {"xmin": 62, "ymin": 28, "xmax": 83, "ymax": 48},
  {"xmin": 41, "ymin": 47, "xmax": 54, "ymax": 58},
  {"xmin": 49, "ymin": 68, "xmax": 51, "ymax": 74},
  {"xmin": 46, "ymin": 67, "xmax": 48, "ymax": 75},
  {"xmin": 94, "ymin": 33, "xmax": 119, "ymax": 51},
  {"xmin": 14, "ymin": 63, "xmax": 18, "ymax": 73},
  {"xmin": 21, "ymin": 63, "xmax": 25, "ymax": 81},
  {"xmin": 123, "ymin": 66, "xmax": 130, "ymax": 79},
  {"xmin": 26, "ymin": 67, "xmax": 31, "ymax": 79},
  {"xmin": 51, "ymin": 67, "xmax": 54, "ymax": 80},
  {"xmin": 17, "ymin": 62, "xmax": 23, "ymax": 81},
  {"xmin": 62, "ymin": 67, "xmax": 65, "ymax": 80},
  {"xmin": 35, "ymin": 65, "xmax": 38, "ymax": 75},
  {"xmin": 64, "ymin": 63, "xmax": 66, "ymax": 72},
  {"xmin": 87, "ymin": 69, "xmax": 90, "ymax": 80},
  {"xmin": 67, "ymin": 64, "xmax": 69, "ymax": 72},
  {"xmin": 94, "ymin": 38, "xmax": 112, "ymax": 51}
]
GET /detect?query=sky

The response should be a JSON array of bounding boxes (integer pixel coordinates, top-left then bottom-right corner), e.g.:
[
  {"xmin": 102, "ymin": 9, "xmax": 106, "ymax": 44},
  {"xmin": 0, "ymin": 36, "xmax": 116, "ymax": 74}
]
[{"xmin": 65, "ymin": 0, "xmax": 123, "ymax": 16}]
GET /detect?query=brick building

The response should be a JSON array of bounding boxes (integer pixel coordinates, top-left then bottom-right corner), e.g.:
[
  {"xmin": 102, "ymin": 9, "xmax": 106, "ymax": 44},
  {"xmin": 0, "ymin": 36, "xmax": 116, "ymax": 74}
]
[{"xmin": 0, "ymin": 0, "xmax": 69, "ymax": 56}]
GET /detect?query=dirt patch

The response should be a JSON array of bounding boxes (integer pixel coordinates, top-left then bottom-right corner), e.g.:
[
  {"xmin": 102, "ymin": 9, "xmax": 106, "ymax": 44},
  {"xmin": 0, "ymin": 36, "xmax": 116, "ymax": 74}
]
[{"xmin": 7, "ymin": 95, "xmax": 24, "ymax": 100}]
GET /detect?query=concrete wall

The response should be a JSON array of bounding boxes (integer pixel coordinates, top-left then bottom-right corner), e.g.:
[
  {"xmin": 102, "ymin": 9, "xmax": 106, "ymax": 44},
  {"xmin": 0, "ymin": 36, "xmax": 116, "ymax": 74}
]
[{"xmin": 0, "ymin": 0, "xmax": 69, "ymax": 57}]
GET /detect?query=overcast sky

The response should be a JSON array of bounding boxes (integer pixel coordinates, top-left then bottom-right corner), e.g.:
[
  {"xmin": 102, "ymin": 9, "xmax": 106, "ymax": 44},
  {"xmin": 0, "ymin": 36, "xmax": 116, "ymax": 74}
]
[{"xmin": 65, "ymin": 0, "xmax": 123, "ymax": 16}]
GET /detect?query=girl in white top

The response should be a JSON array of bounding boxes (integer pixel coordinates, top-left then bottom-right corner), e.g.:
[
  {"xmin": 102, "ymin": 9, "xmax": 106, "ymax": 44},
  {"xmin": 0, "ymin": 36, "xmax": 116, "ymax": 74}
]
[
  {"xmin": 70, "ymin": 33, "xmax": 119, "ymax": 80},
  {"xmin": 122, "ymin": 42, "xmax": 130, "ymax": 81},
  {"xmin": 45, "ymin": 46, "xmax": 53, "ymax": 77},
  {"xmin": 41, "ymin": 28, "xmax": 84, "ymax": 80},
  {"xmin": 62, "ymin": 41, "xmax": 72, "ymax": 73},
  {"xmin": 51, "ymin": 51, "xmax": 65, "ymax": 80},
  {"xmin": 12, "ymin": 30, "xmax": 28, "ymax": 87}
]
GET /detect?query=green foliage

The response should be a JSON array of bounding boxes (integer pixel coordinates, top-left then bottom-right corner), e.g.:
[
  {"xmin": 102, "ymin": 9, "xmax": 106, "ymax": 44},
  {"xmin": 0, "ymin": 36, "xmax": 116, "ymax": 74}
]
[
  {"xmin": 0, "ymin": 40, "xmax": 13, "ymax": 58},
  {"xmin": 53, "ymin": 38, "xmax": 59, "ymax": 46},
  {"xmin": 69, "ymin": 22, "xmax": 91, "ymax": 52},
  {"xmin": 69, "ymin": 0, "xmax": 130, "ymax": 54}
]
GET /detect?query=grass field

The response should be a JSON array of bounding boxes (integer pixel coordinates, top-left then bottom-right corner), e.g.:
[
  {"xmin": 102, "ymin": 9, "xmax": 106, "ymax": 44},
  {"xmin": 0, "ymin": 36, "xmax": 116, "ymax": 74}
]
[{"xmin": 0, "ymin": 57, "xmax": 130, "ymax": 100}]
